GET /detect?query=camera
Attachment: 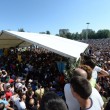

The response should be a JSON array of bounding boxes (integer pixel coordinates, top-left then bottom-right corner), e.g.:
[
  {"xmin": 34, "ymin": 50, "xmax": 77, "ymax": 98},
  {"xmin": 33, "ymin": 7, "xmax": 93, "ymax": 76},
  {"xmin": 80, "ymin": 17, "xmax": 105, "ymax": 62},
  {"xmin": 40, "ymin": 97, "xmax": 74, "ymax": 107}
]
[{"xmin": 2, "ymin": 71, "xmax": 6, "ymax": 75}]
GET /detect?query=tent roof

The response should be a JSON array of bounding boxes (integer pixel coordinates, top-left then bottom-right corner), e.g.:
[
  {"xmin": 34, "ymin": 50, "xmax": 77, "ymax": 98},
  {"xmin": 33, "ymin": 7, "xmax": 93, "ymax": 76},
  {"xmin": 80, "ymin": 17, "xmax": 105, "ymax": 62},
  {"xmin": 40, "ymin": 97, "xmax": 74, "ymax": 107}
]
[{"xmin": 0, "ymin": 30, "xmax": 88, "ymax": 60}]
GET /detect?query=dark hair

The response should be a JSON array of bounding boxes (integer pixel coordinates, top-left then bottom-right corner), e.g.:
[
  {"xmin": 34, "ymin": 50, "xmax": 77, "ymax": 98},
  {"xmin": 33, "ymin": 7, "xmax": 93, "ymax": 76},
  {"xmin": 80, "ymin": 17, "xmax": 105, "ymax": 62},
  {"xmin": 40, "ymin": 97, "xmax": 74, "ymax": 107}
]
[
  {"xmin": 19, "ymin": 93, "xmax": 26, "ymax": 99},
  {"xmin": 83, "ymin": 58, "xmax": 96, "ymax": 69},
  {"xmin": 79, "ymin": 65, "xmax": 92, "ymax": 80},
  {"xmin": 81, "ymin": 54, "xmax": 96, "ymax": 69},
  {"xmin": 0, "ymin": 103, "xmax": 5, "ymax": 110},
  {"xmin": 39, "ymin": 92, "xmax": 67, "ymax": 110},
  {"xmin": 0, "ymin": 91, "xmax": 5, "ymax": 97},
  {"xmin": 2, "ymin": 71, "xmax": 6, "ymax": 75},
  {"xmin": 70, "ymin": 76, "xmax": 92, "ymax": 100}
]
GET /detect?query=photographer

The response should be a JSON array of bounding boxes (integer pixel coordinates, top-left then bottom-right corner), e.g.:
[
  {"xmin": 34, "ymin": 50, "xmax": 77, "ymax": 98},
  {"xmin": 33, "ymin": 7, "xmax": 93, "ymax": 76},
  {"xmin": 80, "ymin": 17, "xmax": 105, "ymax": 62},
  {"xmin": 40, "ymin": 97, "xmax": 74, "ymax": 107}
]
[{"xmin": 0, "ymin": 70, "xmax": 7, "ymax": 82}]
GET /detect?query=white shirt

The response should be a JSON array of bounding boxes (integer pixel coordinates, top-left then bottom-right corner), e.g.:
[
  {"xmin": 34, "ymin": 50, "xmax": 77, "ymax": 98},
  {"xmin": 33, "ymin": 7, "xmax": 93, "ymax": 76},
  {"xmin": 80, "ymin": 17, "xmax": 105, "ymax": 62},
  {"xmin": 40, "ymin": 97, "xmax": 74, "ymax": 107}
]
[
  {"xmin": 64, "ymin": 84, "xmax": 103, "ymax": 110},
  {"xmin": 92, "ymin": 66, "xmax": 102, "ymax": 80},
  {"xmin": 15, "ymin": 82, "xmax": 22, "ymax": 88},
  {"xmin": 87, "ymin": 87, "xmax": 104, "ymax": 110},
  {"xmin": 15, "ymin": 98, "xmax": 26, "ymax": 110},
  {"xmin": 64, "ymin": 84, "xmax": 80, "ymax": 110}
]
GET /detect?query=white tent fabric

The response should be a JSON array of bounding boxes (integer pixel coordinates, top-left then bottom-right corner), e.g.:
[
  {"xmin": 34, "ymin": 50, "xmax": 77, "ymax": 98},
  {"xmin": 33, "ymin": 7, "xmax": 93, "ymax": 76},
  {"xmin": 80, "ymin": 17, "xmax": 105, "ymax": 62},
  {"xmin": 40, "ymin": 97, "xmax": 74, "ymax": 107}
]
[{"xmin": 0, "ymin": 30, "xmax": 88, "ymax": 60}]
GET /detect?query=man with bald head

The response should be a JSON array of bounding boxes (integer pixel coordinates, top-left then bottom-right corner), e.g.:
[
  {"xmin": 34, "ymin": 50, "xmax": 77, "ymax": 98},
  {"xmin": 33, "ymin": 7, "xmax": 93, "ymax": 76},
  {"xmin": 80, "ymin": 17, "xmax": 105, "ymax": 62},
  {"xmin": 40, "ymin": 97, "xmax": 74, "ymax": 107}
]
[
  {"xmin": 28, "ymin": 99, "xmax": 37, "ymax": 110},
  {"xmin": 73, "ymin": 68, "xmax": 87, "ymax": 78},
  {"xmin": 64, "ymin": 67, "xmax": 103, "ymax": 110}
]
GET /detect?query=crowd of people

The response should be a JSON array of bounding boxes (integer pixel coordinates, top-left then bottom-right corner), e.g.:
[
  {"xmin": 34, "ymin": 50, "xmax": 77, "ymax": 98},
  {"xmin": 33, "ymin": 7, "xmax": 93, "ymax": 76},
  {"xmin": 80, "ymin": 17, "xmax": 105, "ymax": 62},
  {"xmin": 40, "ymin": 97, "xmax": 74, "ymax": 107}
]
[
  {"xmin": 0, "ymin": 40, "xmax": 110, "ymax": 110},
  {"xmin": 0, "ymin": 47, "xmax": 68, "ymax": 110},
  {"xmin": 81, "ymin": 39, "xmax": 110, "ymax": 98}
]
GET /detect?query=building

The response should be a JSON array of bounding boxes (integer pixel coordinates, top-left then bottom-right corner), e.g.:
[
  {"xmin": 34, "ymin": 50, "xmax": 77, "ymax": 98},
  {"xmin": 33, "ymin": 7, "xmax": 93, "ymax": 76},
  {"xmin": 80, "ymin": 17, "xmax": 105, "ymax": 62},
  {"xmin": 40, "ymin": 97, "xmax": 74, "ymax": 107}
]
[{"xmin": 59, "ymin": 29, "xmax": 69, "ymax": 35}]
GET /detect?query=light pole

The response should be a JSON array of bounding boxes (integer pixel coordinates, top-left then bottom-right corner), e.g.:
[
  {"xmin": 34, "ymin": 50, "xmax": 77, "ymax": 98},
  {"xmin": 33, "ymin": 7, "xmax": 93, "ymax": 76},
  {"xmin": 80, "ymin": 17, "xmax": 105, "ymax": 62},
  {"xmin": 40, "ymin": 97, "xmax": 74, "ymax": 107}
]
[{"xmin": 86, "ymin": 22, "xmax": 90, "ymax": 40}]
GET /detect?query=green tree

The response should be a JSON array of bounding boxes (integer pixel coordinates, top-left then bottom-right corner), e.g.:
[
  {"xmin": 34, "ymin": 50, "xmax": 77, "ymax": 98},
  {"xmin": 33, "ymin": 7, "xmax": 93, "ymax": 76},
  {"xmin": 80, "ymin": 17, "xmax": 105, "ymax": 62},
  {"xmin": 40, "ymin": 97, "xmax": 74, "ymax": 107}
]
[
  {"xmin": 18, "ymin": 28, "xmax": 25, "ymax": 32},
  {"xmin": 60, "ymin": 33, "xmax": 67, "ymax": 38},
  {"xmin": 71, "ymin": 33, "xmax": 75, "ymax": 40},
  {"xmin": 81, "ymin": 29, "xmax": 86, "ymax": 39},
  {"xmin": 88, "ymin": 30, "xmax": 96, "ymax": 39},
  {"xmin": 55, "ymin": 34, "xmax": 59, "ymax": 36},
  {"xmin": 74, "ymin": 32, "xmax": 80, "ymax": 40},
  {"xmin": 46, "ymin": 31, "xmax": 50, "ymax": 34},
  {"xmin": 81, "ymin": 29, "xmax": 96, "ymax": 39},
  {"xmin": 65, "ymin": 33, "xmax": 72, "ymax": 39},
  {"xmin": 96, "ymin": 29, "xmax": 110, "ymax": 39}
]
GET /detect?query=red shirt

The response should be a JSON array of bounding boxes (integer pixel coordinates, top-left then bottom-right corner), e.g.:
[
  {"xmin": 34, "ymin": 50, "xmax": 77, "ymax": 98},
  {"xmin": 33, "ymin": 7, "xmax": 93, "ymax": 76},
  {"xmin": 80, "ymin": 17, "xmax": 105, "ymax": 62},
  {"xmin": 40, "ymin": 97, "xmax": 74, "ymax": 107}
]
[
  {"xmin": 5, "ymin": 91, "xmax": 12, "ymax": 100},
  {"xmin": 59, "ymin": 75, "xmax": 64, "ymax": 84}
]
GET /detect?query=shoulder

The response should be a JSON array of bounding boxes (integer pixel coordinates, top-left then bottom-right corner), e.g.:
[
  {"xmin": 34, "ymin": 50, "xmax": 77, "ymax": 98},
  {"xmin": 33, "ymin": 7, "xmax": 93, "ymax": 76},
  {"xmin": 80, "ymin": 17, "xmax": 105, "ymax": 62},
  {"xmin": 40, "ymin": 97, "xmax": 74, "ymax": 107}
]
[
  {"xmin": 90, "ymin": 87, "xmax": 104, "ymax": 107},
  {"xmin": 91, "ymin": 87, "xmax": 101, "ymax": 96},
  {"xmin": 94, "ymin": 66, "xmax": 102, "ymax": 72},
  {"xmin": 64, "ymin": 83, "xmax": 70, "ymax": 89},
  {"xmin": 64, "ymin": 83, "xmax": 71, "ymax": 93},
  {"xmin": 0, "ymin": 99, "xmax": 9, "ymax": 105},
  {"xmin": 19, "ymin": 101, "xmax": 26, "ymax": 109}
]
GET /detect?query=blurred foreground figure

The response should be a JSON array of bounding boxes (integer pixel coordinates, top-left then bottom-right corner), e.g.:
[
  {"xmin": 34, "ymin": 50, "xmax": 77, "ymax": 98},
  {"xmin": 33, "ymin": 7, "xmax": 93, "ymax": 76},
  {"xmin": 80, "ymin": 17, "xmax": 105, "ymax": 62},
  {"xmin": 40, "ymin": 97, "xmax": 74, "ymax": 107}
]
[{"xmin": 39, "ymin": 92, "xmax": 68, "ymax": 110}]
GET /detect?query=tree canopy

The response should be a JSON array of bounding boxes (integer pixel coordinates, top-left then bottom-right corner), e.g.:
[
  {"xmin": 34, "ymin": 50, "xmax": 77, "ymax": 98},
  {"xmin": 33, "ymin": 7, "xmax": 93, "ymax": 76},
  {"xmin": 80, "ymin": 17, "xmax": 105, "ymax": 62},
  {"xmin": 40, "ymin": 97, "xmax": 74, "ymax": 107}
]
[
  {"xmin": 18, "ymin": 28, "xmax": 25, "ymax": 32},
  {"xmin": 59, "ymin": 29, "xmax": 110, "ymax": 40},
  {"xmin": 17, "ymin": 28, "xmax": 110, "ymax": 40}
]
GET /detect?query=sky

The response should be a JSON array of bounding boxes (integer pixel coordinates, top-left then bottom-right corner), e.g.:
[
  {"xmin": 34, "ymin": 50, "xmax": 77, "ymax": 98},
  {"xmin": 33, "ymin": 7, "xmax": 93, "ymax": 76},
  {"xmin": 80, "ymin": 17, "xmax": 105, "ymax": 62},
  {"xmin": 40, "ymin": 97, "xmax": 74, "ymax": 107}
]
[{"xmin": 0, "ymin": 0, "xmax": 110, "ymax": 35}]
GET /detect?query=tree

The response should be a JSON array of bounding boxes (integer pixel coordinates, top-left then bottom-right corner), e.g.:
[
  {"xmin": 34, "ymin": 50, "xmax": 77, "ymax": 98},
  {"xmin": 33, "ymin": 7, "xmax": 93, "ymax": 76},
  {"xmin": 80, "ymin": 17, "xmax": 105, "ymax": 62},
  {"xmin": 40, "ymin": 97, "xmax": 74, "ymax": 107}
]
[
  {"xmin": 39, "ymin": 32, "xmax": 45, "ymax": 34},
  {"xmin": 96, "ymin": 29, "xmax": 110, "ymax": 39},
  {"xmin": 55, "ymin": 34, "xmax": 59, "ymax": 36},
  {"xmin": 65, "ymin": 33, "xmax": 72, "ymax": 39},
  {"xmin": 18, "ymin": 28, "xmax": 25, "ymax": 32},
  {"xmin": 81, "ymin": 29, "xmax": 96, "ymax": 39},
  {"xmin": 60, "ymin": 33, "xmax": 67, "ymax": 38},
  {"xmin": 88, "ymin": 30, "xmax": 96, "ymax": 39},
  {"xmin": 46, "ymin": 31, "xmax": 50, "ymax": 34},
  {"xmin": 81, "ymin": 29, "xmax": 87, "ymax": 39},
  {"xmin": 71, "ymin": 33, "xmax": 75, "ymax": 40},
  {"xmin": 74, "ymin": 32, "xmax": 80, "ymax": 40}
]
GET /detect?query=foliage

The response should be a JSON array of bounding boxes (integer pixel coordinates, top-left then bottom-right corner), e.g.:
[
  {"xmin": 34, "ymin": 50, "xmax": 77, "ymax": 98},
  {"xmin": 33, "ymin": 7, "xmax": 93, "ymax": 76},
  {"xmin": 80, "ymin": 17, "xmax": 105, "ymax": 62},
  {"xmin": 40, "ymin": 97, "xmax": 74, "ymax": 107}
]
[
  {"xmin": 95, "ymin": 29, "xmax": 110, "ymax": 39},
  {"xmin": 46, "ymin": 31, "xmax": 50, "ymax": 34},
  {"xmin": 59, "ymin": 29, "xmax": 110, "ymax": 40},
  {"xmin": 18, "ymin": 28, "xmax": 25, "ymax": 32},
  {"xmin": 17, "ymin": 28, "xmax": 110, "ymax": 39}
]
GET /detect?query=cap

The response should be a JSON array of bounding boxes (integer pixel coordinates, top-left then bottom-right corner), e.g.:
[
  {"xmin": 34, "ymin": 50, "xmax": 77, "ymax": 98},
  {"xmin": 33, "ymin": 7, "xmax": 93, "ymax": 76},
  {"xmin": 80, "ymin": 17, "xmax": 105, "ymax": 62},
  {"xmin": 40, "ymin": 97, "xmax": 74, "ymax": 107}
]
[
  {"xmin": 9, "ymin": 79, "xmax": 14, "ymax": 83},
  {"xmin": 29, "ymin": 79, "xmax": 33, "ymax": 83}
]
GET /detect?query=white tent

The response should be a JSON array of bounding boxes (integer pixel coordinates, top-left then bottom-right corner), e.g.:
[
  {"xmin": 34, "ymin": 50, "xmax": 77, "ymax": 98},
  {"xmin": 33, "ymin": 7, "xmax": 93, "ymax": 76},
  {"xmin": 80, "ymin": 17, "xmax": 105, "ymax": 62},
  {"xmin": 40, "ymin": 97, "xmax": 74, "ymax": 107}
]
[{"xmin": 0, "ymin": 30, "xmax": 88, "ymax": 60}]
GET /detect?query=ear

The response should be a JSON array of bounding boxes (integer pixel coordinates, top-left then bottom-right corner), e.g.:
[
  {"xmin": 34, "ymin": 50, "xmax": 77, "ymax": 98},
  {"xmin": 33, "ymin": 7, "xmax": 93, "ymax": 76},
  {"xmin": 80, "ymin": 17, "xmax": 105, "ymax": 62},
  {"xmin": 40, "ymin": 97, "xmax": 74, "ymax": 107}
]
[
  {"xmin": 70, "ymin": 85, "xmax": 77, "ymax": 98},
  {"xmin": 72, "ymin": 90, "xmax": 79, "ymax": 98}
]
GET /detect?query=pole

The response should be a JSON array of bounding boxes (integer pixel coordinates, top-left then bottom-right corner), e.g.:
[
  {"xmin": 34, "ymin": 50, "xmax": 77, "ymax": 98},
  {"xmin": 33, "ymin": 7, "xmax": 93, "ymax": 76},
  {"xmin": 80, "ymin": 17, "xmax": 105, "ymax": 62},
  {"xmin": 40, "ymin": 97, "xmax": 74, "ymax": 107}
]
[{"xmin": 86, "ymin": 22, "xmax": 90, "ymax": 40}]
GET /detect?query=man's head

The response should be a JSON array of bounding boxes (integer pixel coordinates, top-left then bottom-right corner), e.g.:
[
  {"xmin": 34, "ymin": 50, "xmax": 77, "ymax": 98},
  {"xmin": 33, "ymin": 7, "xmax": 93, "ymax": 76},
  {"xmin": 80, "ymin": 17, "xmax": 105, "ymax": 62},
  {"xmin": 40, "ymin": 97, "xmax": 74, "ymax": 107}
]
[
  {"xmin": 40, "ymin": 92, "xmax": 68, "ymax": 110},
  {"xmin": 80, "ymin": 53, "xmax": 96, "ymax": 69},
  {"xmin": 6, "ymin": 85, "xmax": 11, "ymax": 92},
  {"xmin": 0, "ymin": 103, "xmax": 5, "ymax": 110},
  {"xmin": 19, "ymin": 93, "xmax": 26, "ymax": 101},
  {"xmin": 29, "ymin": 98, "xmax": 35, "ymax": 106},
  {"xmin": 83, "ymin": 58, "xmax": 96, "ymax": 69},
  {"xmin": 70, "ymin": 76, "xmax": 92, "ymax": 100},
  {"xmin": 79, "ymin": 65, "xmax": 92, "ymax": 80},
  {"xmin": 16, "ymin": 78, "xmax": 21, "ymax": 83},
  {"xmin": 72, "ymin": 68, "xmax": 87, "ymax": 79}
]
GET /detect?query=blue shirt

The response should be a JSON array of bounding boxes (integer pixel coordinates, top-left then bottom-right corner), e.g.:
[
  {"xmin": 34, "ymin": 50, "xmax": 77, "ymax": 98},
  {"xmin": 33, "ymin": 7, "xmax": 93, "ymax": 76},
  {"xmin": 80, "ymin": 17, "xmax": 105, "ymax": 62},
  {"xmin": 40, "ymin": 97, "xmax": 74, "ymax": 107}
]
[{"xmin": 0, "ymin": 99, "xmax": 9, "ymax": 110}]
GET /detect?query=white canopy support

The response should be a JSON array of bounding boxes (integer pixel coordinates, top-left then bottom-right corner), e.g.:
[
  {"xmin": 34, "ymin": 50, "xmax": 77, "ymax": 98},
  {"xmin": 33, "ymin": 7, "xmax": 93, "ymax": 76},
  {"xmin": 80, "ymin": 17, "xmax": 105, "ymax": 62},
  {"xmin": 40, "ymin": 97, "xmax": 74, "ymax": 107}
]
[{"xmin": 0, "ymin": 30, "xmax": 88, "ymax": 60}]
